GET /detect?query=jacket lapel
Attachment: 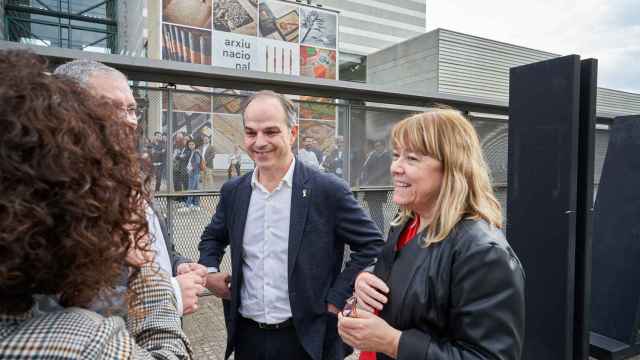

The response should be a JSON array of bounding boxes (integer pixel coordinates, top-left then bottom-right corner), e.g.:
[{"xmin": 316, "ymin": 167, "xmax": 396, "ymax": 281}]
[
  {"xmin": 386, "ymin": 229, "xmax": 431, "ymax": 326},
  {"xmin": 374, "ymin": 222, "xmax": 403, "ymax": 283},
  {"xmin": 231, "ymin": 174, "xmax": 252, "ymax": 273},
  {"xmin": 288, "ymin": 161, "xmax": 310, "ymax": 280}
]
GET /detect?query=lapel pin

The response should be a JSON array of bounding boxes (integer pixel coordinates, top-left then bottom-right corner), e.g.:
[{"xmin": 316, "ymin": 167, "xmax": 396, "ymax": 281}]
[{"xmin": 302, "ymin": 189, "xmax": 308, "ymax": 198}]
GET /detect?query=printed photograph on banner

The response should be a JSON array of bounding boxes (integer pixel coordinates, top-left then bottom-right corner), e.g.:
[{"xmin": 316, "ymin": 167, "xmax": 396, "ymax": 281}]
[
  {"xmin": 210, "ymin": 113, "xmax": 253, "ymax": 184},
  {"xmin": 213, "ymin": 0, "xmax": 258, "ymax": 36},
  {"xmin": 257, "ymin": 37, "xmax": 300, "ymax": 75},
  {"xmin": 213, "ymin": 31, "xmax": 261, "ymax": 71},
  {"xmin": 163, "ymin": 0, "xmax": 212, "ymax": 30},
  {"xmin": 299, "ymin": 96, "xmax": 336, "ymax": 121},
  {"xmin": 165, "ymin": 112, "xmax": 213, "ymax": 144},
  {"xmin": 212, "ymin": 89, "xmax": 248, "ymax": 114},
  {"xmin": 162, "ymin": 86, "xmax": 213, "ymax": 113},
  {"xmin": 162, "ymin": 23, "xmax": 212, "ymax": 64},
  {"xmin": 300, "ymin": 46, "xmax": 336, "ymax": 79},
  {"xmin": 212, "ymin": 113, "xmax": 245, "ymax": 153},
  {"xmin": 258, "ymin": 0, "xmax": 299, "ymax": 43},
  {"xmin": 300, "ymin": 8, "xmax": 337, "ymax": 50}
]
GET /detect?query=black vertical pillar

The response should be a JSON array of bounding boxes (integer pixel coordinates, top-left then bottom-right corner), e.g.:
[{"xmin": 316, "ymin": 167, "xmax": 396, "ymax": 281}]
[
  {"xmin": 507, "ymin": 55, "xmax": 582, "ymax": 360},
  {"xmin": 591, "ymin": 115, "xmax": 640, "ymax": 345},
  {"xmin": 574, "ymin": 58, "xmax": 597, "ymax": 360}
]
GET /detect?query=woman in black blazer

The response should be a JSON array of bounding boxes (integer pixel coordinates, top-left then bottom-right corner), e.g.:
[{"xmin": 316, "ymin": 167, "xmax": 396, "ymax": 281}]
[{"xmin": 338, "ymin": 109, "xmax": 525, "ymax": 360}]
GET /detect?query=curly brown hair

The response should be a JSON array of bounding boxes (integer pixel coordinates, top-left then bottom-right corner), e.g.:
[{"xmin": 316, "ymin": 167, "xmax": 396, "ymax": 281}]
[{"xmin": 0, "ymin": 50, "xmax": 151, "ymax": 314}]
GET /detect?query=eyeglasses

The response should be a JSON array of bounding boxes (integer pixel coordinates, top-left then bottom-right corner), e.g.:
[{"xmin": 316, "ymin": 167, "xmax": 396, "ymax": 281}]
[
  {"xmin": 342, "ymin": 296, "xmax": 358, "ymax": 318},
  {"xmin": 124, "ymin": 106, "xmax": 144, "ymax": 121}
]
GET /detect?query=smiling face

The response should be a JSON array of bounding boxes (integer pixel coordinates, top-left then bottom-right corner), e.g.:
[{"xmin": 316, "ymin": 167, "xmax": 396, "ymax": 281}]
[
  {"xmin": 390, "ymin": 146, "xmax": 443, "ymax": 216},
  {"xmin": 243, "ymin": 96, "xmax": 297, "ymax": 172}
]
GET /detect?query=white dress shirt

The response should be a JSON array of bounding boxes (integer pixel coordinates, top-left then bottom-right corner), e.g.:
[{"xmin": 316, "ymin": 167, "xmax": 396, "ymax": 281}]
[
  {"xmin": 239, "ymin": 160, "xmax": 295, "ymax": 324},
  {"xmin": 147, "ymin": 205, "xmax": 183, "ymax": 316}
]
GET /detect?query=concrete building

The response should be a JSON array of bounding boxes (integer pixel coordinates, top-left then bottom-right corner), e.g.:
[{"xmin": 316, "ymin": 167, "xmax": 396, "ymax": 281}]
[
  {"xmin": 367, "ymin": 28, "xmax": 640, "ymax": 203},
  {"xmin": 367, "ymin": 28, "xmax": 640, "ymax": 117},
  {"xmin": 312, "ymin": 0, "xmax": 426, "ymax": 81}
]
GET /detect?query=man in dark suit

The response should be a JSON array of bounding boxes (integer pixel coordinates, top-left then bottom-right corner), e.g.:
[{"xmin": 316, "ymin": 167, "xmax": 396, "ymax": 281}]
[{"xmin": 198, "ymin": 90, "xmax": 384, "ymax": 360}]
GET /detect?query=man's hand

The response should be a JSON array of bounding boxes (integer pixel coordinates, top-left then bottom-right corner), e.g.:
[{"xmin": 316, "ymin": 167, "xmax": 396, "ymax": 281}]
[
  {"xmin": 177, "ymin": 262, "xmax": 207, "ymax": 278},
  {"xmin": 327, "ymin": 303, "xmax": 340, "ymax": 315},
  {"xmin": 205, "ymin": 272, "xmax": 231, "ymax": 300},
  {"xmin": 176, "ymin": 272, "xmax": 206, "ymax": 315}
]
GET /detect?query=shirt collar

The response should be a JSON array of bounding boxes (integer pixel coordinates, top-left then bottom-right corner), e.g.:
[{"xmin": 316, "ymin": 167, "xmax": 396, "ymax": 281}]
[{"xmin": 251, "ymin": 158, "xmax": 296, "ymax": 190}]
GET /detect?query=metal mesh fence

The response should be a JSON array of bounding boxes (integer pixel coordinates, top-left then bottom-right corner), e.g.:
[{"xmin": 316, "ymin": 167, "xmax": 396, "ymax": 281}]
[
  {"xmin": 140, "ymin": 86, "xmax": 612, "ymax": 266},
  {"xmin": 153, "ymin": 190, "xmax": 398, "ymax": 273}
]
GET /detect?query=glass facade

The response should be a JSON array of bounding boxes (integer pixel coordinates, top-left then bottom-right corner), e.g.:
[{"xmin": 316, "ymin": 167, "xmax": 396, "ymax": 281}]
[{"xmin": 4, "ymin": 0, "xmax": 117, "ymax": 53}]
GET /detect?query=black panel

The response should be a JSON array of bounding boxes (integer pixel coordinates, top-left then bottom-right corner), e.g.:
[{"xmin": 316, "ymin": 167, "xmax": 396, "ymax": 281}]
[
  {"xmin": 507, "ymin": 55, "xmax": 582, "ymax": 360},
  {"xmin": 574, "ymin": 58, "xmax": 598, "ymax": 360},
  {"xmin": 591, "ymin": 115, "xmax": 640, "ymax": 345}
]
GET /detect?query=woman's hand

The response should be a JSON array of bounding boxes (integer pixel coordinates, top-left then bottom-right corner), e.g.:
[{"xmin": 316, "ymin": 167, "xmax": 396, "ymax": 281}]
[
  {"xmin": 355, "ymin": 272, "xmax": 389, "ymax": 312},
  {"xmin": 338, "ymin": 310, "xmax": 401, "ymax": 358}
]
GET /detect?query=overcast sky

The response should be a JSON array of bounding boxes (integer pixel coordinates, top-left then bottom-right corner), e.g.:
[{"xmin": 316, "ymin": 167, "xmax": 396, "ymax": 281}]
[{"xmin": 426, "ymin": 0, "xmax": 639, "ymax": 93}]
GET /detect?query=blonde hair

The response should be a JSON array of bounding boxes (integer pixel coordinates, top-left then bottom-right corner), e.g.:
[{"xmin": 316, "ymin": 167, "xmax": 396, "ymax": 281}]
[{"xmin": 390, "ymin": 109, "xmax": 502, "ymax": 246}]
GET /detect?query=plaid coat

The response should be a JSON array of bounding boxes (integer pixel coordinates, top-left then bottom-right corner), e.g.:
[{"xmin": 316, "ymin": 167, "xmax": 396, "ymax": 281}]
[{"xmin": 0, "ymin": 265, "xmax": 192, "ymax": 359}]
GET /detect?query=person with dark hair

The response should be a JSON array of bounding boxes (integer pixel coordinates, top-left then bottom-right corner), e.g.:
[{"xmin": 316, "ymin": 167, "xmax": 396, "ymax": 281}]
[
  {"xmin": 322, "ymin": 135, "xmax": 345, "ymax": 178},
  {"xmin": 151, "ymin": 130, "xmax": 167, "ymax": 192},
  {"xmin": 338, "ymin": 110, "xmax": 525, "ymax": 360},
  {"xmin": 174, "ymin": 133, "xmax": 192, "ymax": 197},
  {"xmin": 185, "ymin": 139, "xmax": 203, "ymax": 208},
  {"xmin": 359, "ymin": 140, "xmax": 392, "ymax": 233},
  {"xmin": 228, "ymin": 145, "xmax": 242, "ymax": 179},
  {"xmin": 54, "ymin": 59, "xmax": 206, "ymax": 316},
  {"xmin": 198, "ymin": 90, "xmax": 385, "ymax": 360},
  {"xmin": 298, "ymin": 135, "xmax": 321, "ymax": 169},
  {"xmin": 0, "ymin": 50, "xmax": 192, "ymax": 358}
]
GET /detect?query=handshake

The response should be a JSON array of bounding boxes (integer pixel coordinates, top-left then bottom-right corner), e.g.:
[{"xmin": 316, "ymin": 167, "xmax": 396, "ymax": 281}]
[{"xmin": 176, "ymin": 263, "xmax": 208, "ymax": 315}]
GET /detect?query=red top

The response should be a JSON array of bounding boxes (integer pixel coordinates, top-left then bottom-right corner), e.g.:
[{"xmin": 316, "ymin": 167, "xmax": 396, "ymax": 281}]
[{"xmin": 359, "ymin": 216, "xmax": 421, "ymax": 360}]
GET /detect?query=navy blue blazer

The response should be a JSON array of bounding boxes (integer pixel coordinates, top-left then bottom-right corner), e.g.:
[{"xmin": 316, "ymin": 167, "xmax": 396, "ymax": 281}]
[{"xmin": 198, "ymin": 160, "xmax": 384, "ymax": 360}]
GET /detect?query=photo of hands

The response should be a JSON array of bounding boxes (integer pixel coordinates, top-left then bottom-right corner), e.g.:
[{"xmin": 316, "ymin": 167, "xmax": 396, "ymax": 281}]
[
  {"xmin": 214, "ymin": 0, "xmax": 258, "ymax": 36},
  {"xmin": 258, "ymin": 0, "xmax": 299, "ymax": 43},
  {"xmin": 163, "ymin": 0, "xmax": 213, "ymax": 29},
  {"xmin": 162, "ymin": 23, "xmax": 212, "ymax": 65}
]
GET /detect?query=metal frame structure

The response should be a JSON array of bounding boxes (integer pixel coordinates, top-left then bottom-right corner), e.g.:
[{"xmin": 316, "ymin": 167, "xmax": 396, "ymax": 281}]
[
  {"xmin": 4, "ymin": 1, "xmax": 117, "ymax": 53},
  {"xmin": 0, "ymin": 40, "xmax": 511, "ymax": 114}
]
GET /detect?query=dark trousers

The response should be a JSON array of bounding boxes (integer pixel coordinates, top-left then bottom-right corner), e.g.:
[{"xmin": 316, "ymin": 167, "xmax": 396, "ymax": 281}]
[
  {"xmin": 173, "ymin": 169, "xmax": 188, "ymax": 203},
  {"xmin": 154, "ymin": 164, "xmax": 164, "ymax": 192},
  {"xmin": 235, "ymin": 317, "xmax": 312, "ymax": 360}
]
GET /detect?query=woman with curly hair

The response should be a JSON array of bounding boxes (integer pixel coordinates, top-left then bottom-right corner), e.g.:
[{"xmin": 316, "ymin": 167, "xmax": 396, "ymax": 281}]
[
  {"xmin": 338, "ymin": 110, "xmax": 525, "ymax": 360},
  {"xmin": 0, "ymin": 50, "xmax": 192, "ymax": 359}
]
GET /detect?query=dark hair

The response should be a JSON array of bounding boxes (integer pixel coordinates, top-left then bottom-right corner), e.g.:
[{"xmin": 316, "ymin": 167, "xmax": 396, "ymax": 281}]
[
  {"xmin": 0, "ymin": 50, "xmax": 150, "ymax": 314},
  {"xmin": 154, "ymin": 131, "xmax": 162, "ymax": 136}
]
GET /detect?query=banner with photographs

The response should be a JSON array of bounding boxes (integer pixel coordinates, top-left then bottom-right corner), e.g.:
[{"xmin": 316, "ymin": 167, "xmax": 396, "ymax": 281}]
[{"xmin": 161, "ymin": 0, "xmax": 338, "ymax": 80}]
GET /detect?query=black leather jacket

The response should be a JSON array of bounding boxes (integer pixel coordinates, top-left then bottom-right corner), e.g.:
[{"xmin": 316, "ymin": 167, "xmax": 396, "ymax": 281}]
[{"xmin": 374, "ymin": 219, "xmax": 525, "ymax": 360}]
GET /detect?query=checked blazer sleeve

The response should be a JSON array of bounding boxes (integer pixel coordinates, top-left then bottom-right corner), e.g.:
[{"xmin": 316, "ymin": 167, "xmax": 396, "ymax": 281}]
[
  {"xmin": 0, "ymin": 264, "xmax": 191, "ymax": 359},
  {"xmin": 124, "ymin": 264, "xmax": 193, "ymax": 359}
]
